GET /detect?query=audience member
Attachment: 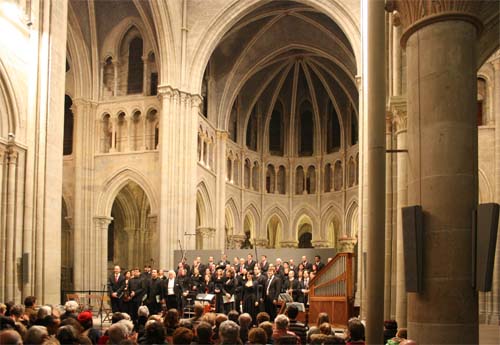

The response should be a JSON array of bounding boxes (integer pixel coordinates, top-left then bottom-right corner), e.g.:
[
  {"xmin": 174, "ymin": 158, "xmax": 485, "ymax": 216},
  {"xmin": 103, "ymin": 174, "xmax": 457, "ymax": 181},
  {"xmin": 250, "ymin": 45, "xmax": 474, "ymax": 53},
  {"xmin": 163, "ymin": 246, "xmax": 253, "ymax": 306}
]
[
  {"xmin": 172, "ymin": 326, "xmax": 193, "ymax": 345},
  {"xmin": 238, "ymin": 313, "xmax": 252, "ymax": 343},
  {"xmin": 192, "ymin": 321, "xmax": 212, "ymax": 345},
  {"xmin": 24, "ymin": 325, "xmax": 49, "ymax": 345},
  {"xmin": 256, "ymin": 311, "xmax": 270, "ymax": 325},
  {"xmin": 272, "ymin": 315, "xmax": 301, "ymax": 344},
  {"xmin": 219, "ymin": 320, "xmax": 242, "ymax": 345},
  {"xmin": 61, "ymin": 301, "xmax": 79, "ymax": 321},
  {"xmin": 258, "ymin": 321, "xmax": 274, "ymax": 344},
  {"xmin": 248, "ymin": 327, "xmax": 267, "ymax": 345},
  {"xmin": 346, "ymin": 318, "xmax": 365, "ymax": 345},
  {"xmin": 0, "ymin": 329, "xmax": 22, "ymax": 345},
  {"xmin": 286, "ymin": 305, "xmax": 307, "ymax": 344}
]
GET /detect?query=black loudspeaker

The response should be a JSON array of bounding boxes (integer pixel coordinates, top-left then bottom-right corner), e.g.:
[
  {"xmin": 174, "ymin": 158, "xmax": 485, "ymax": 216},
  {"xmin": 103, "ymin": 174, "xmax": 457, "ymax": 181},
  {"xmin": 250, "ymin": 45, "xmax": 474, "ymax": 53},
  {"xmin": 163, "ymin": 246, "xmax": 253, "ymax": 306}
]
[
  {"xmin": 402, "ymin": 205, "xmax": 423, "ymax": 293},
  {"xmin": 22, "ymin": 253, "xmax": 29, "ymax": 284},
  {"xmin": 473, "ymin": 203, "xmax": 499, "ymax": 292}
]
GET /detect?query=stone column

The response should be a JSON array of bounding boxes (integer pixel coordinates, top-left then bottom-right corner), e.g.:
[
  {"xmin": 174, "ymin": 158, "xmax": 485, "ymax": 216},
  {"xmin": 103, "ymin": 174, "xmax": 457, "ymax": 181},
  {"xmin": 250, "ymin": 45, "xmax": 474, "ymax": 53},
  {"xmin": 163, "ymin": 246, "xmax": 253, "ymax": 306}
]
[
  {"xmin": 127, "ymin": 115, "xmax": 131, "ymax": 151},
  {"xmin": 142, "ymin": 56, "xmax": 148, "ymax": 95},
  {"xmin": 142, "ymin": 115, "xmax": 147, "ymax": 150},
  {"xmin": 384, "ymin": 115, "xmax": 394, "ymax": 320},
  {"xmin": 365, "ymin": 0, "xmax": 386, "ymax": 343},
  {"xmin": 391, "ymin": 2, "xmax": 482, "ymax": 343},
  {"xmin": 215, "ymin": 131, "xmax": 228, "ymax": 249},
  {"xmin": 0, "ymin": 148, "xmax": 4, "ymax": 299},
  {"xmin": 99, "ymin": 62, "xmax": 105, "ymax": 99},
  {"xmin": 113, "ymin": 62, "xmax": 119, "ymax": 96},
  {"xmin": 392, "ymin": 13, "xmax": 403, "ymax": 97},
  {"xmin": 158, "ymin": 86, "xmax": 201, "ymax": 269},
  {"xmin": 110, "ymin": 117, "xmax": 117, "ymax": 152},
  {"xmin": 94, "ymin": 216, "xmax": 112, "ymax": 291},
  {"xmin": 492, "ymin": 53, "xmax": 500, "ymax": 324},
  {"xmin": 5, "ymin": 148, "xmax": 18, "ymax": 301},
  {"xmin": 392, "ymin": 98, "xmax": 408, "ymax": 327}
]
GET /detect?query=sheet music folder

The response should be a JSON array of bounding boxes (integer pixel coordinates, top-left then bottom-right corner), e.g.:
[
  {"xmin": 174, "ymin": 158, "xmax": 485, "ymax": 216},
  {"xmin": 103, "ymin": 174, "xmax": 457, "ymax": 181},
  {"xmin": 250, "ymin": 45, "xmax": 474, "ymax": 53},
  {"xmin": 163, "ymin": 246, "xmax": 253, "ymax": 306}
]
[{"xmin": 195, "ymin": 293, "xmax": 215, "ymax": 301}]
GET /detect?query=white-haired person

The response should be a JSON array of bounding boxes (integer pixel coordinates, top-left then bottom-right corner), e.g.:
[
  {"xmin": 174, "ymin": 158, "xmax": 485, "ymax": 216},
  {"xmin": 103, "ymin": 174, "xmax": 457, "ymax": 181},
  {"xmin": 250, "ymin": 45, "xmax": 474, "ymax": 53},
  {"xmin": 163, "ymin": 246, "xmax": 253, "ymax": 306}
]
[{"xmin": 61, "ymin": 300, "xmax": 79, "ymax": 321}]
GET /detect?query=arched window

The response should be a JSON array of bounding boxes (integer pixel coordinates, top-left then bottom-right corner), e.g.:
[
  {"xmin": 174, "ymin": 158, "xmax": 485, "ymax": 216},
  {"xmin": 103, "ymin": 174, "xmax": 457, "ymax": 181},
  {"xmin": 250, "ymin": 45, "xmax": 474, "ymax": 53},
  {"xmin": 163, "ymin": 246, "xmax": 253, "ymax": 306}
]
[
  {"xmin": 227, "ymin": 157, "xmax": 232, "ymax": 182},
  {"xmin": 244, "ymin": 159, "xmax": 251, "ymax": 189},
  {"xmin": 277, "ymin": 166, "xmax": 286, "ymax": 194},
  {"xmin": 201, "ymin": 66, "xmax": 209, "ymax": 117},
  {"xmin": 306, "ymin": 166, "xmax": 316, "ymax": 194},
  {"xmin": 299, "ymin": 101, "xmax": 314, "ymax": 156},
  {"xmin": 63, "ymin": 95, "xmax": 73, "ymax": 155},
  {"xmin": 148, "ymin": 52, "xmax": 158, "ymax": 96},
  {"xmin": 127, "ymin": 37, "xmax": 144, "ymax": 94},
  {"xmin": 229, "ymin": 101, "xmax": 238, "ymax": 142},
  {"xmin": 477, "ymin": 78, "xmax": 486, "ymax": 126},
  {"xmin": 101, "ymin": 114, "xmax": 112, "ymax": 153},
  {"xmin": 266, "ymin": 165, "xmax": 276, "ymax": 193},
  {"xmin": 103, "ymin": 57, "xmax": 114, "ymax": 96},
  {"xmin": 298, "ymin": 230, "xmax": 313, "ymax": 248},
  {"xmin": 233, "ymin": 157, "xmax": 240, "ymax": 185},
  {"xmin": 327, "ymin": 100, "xmax": 341, "ymax": 152},
  {"xmin": 246, "ymin": 106, "xmax": 258, "ymax": 151},
  {"xmin": 348, "ymin": 157, "xmax": 355, "ymax": 187},
  {"xmin": 296, "ymin": 166, "xmax": 305, "ymax": 194},
  {"xmin": 130, "ymin": 110, "xmax": 141, "ymax": 151},
  {"xmin": 351, "ymin": 107, "xmax": 358, "ymax": 145},
  {"xmin": 252, "ymin": 162, "xmax": 260, "ymax": 191},
  {"xmin": 355, "ymin": 153, "xmax": 359, "ymax": 185},
  {"xmin": 334, "ymin": 161, "xmax": 343, "ymax": 191},
  {"xmin": 116, "ymin": 112, "xmax": 127, "ymax": 152},
  {"xmin": 269, "ymin": 102, "xmax": 284, "ymax": 155},
  {"xmin": 324, "ymin": 163, "xmax": 332, "ymax": 192}
]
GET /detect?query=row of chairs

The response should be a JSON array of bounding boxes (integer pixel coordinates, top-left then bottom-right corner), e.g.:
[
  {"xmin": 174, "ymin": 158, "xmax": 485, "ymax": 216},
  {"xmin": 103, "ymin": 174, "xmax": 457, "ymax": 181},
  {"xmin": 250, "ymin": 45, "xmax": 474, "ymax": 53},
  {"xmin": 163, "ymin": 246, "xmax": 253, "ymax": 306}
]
[{"xmin": 65, "ymin": 293, "xmax": 113, "ymax": 324}]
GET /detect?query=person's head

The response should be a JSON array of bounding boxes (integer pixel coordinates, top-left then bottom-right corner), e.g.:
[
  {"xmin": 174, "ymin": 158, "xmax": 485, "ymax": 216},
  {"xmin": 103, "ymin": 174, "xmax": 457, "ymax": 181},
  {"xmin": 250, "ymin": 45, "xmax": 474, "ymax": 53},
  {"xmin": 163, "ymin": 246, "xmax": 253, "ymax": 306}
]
[
  {"xmin": 384, "ymin": 319, "xmax": 398, "ymax": 330},
  {"xmin": 0, "ymin": 304, "xmax": 7, "ymax": 316},
  {"xmin": 261, "ymin": 255, "xmax": 267, "ymax": 262},
  {"xmin": 233, "ymin": 257, "xmax": 239, "ymax": 264},
  {"xmin": 178, "ymin": 268, "xmax": 186, "ymax": 277},
  {"xmin": 133, "ymin": 269, "xmax": 141, "ymax": 278},
  {"xmin": 396, "ymin": 328, "xmax": 407, "ymax": 339},
  {"xmin": 193, "ymin": 302, "xmax": 204, "ymax": 318},
  {"xmin": 258, "ymin": 321, "xmax": 273, "ymax": 341},
  {"xmin": 56, "ymin": 325, "xmax": 79, "ymax": 344},
  {"xmin": 214, "ymin": 313, "xmax": 228, "ymax": 328},
  {"xmin": 108, "ymin": 322, "xmax": 128, "ymax": 344},
  {"xmin": 145, "ymin": 321, "xmax": 166, "ymax": 344},
  {"xmin": 204, "ymin": 273, "xmax": 212, "ymax": 282},
  {"xmin": 254, "ymin": 266, "xmax": 261, "ymax": 276},
  {"xmin": 138, "ymin": 305, "xmax": 149, "ymax": 319},
  {"xmin": 23, "ymin": 296, "xmax": 37, "ymax": 308},
  {"xmin": 315, "ymin": 255, "xmax": 321, "ymax": 263},
  {"xmin": 267, "ymin": 266, "xmax": 275, "ymax": 278},
  {"xmin": 193, "ymin": 267, "xmax": 200, "ymax": 276},
  {"xmin": 248, "ymin": 327, "xmax": 267, "ymax": 345},
  {"xmin": 283, "ymin": 262, "xmax": 290, "ymax": 269},
  {"xmin": 347, "ymin": 317, "xmax": 365, "ymax": 341},
  {"xmin": 226, "ymin": 268, "xmax": 235, "ymax": 278},
  {"xmin": 172, "ymin": 327, "xmax": 193, "ymax": 344},
  {"xmin": 168, "ymin": 270, "xmax": 176, "ymax": 279},
  {"xmin": 227, "ymin": 310, "xmax": 239, "ymax": 323},
  {"xmin": 164, "ymin": 308, "xmax": 179, "ymax": 328},
  {"xmin": 238, "ymin": 313, "xmax": 252, "ymax": 329},
  {"xmin": 286, "ymin": 305, "xmax": 299, "ymax": 320},
  {"xmin": 301, "ymin": 256, "xmax": 307, "ymax": 262},
  {"xmin": 256, "ymin": 312, "xmax": 270, "ymax": 325},
  {"xmin": 111, "ymin": 312, "xmax": 126, "ymax": 324},
  {"xmin": 246, "ymin": 271, "xmax": 254, "ymax": 281},
  {"xmin": 317, "ymin": 312, "xmax": 330, "ymax": 326},
  {"xmin": 25, "ymin": 325, "xmax": 49, "ymax": 345},
  {"xmin": 275, "ymin": 314, "xmax": 289, "ymax": 330},
  {"xmin": 276, "ymin": 258, "xmax": 282, "ymax": 265},
  {"xmin": 195, "ymin": 321, "xmax": 212, "ymax": 342},
  {"xmin": 114, "ymin": 265, "xmax": 121, "ymax": 274},
  {"xmin": 9, "ymin": 305, "xmax": 25, "ymax": 319},
  {"xmin": 319, "ymin": 322, "xmax": 332, "ymax": 335},
  {"xmin": 77, "ymin": 311, "xmax": 93, "ymax": 330},
  {"xmin": 0, "ymin": 330, "xmax": 22, "ymax": 345},
  {"xmin": 151, "ymin": 269, "xmax": 158, "ymax": 279},
  {"xmin": 216, "ymin": 268, "xmax": 224, "ymax": 278},
  {"xmin": 219, "ymin": 320, "xmax": 240, "ymax": 344},
  {"xmin": 158, "ymin": 269, "xmax": 164, "ymax": 278},
  {"xmin": 208, "ymin": 256, "xmax": 214, "ymax": 263},
  {"xmin": 36, "ymin": 305, "xmax": 52, "ymax": 320},
  {"xmin": 247, "ymin": 254, "xmax": 253, "ymax": 261},
  {"xmin": 239, "ymin": 258, "xmax": 245, "ymax": 266},
  {"xmin": 289, "ymin": 270, "xmax": 295, "ymax": 279},
  {"xmin": 289, "ymin": 259, "xmax": 295, "ymax": 265},
  {"xmin": 64, "ymin": 300, "xmax": 79, "ymax": 314}
]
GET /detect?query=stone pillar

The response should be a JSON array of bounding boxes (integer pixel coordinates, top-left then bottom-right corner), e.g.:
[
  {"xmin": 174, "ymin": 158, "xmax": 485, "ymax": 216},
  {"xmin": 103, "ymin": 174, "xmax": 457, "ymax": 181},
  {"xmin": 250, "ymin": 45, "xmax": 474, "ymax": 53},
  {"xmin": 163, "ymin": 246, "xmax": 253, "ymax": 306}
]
[
  {"xmin": 274, "ymin": 166, "xmax": 278, "ymax": 193},
  {"xmin": 94, "ymin": 216, "xmax": 112, "ymax": 291},
  {"xmin": 215, "ymin": 131, "xmax": 228, "ymax": 249},
  {"xmin": 392, "ymin": 13, "xmax": 402, "ymax": 97},
  {"xmin": 0, "ymin": 148, "xmax": 4, "ymax": 300},
  {"xmin": 5, "ymin": 148, "xmax": 18, "ymax": 301},
  {"xmin": 391, "ymin": 1, "xmax": 482, "ymax": 342},
  {"xmin": 384, "ymin": 115, "xmax": 394, "ymax": 320},
  {"xmin": 127, "ymin": 115, "xmax": 131, "ymax": 151},
  {"xmin": 142, "ymin": 115, "xmax": 147, "ymax": 150},
  {"xmin": 99, "ymin": 62, "xmax": 104, "ymax": 99},
  {"xmin": 113, "ymin": 62, "xmax": 119, "ymax": 96},
  {"xmin": 365, "ymin": 0, "xmax": 386, "ymax": 343},
  {"xmin": 158, "ymin": 86, "xmax": 201, "ymax": 269},
  {"xmin": 110, "ymin": 117, "xmax": 117, "ymax": 152},
  {"xmin": 230, "ymin": 158, "xmax": 235, "ymax": 183},
  {"xmin": 142, "ymin": 56, "xmax": 148, "ymax": 95},
  {"xmin": 491, "ymin": 53, "xmax": 500, "ymax": 324},
  {"xmin": 72, "ymin": 100, "xmax": 97, "ymax": 291},
  {"xmin": 392, "ymin": 98, "xmax": 408, "ymax": 327}
]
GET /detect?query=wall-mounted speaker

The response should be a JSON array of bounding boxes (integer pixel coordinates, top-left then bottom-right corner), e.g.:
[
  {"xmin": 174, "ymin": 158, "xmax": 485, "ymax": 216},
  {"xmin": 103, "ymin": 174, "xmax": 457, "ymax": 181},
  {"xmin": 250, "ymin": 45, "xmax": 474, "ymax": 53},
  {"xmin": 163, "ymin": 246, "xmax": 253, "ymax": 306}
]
[
  {"xmin": 402, "ymin": 205, "xmax": 423, "ymax": 293},
  {"xmin": 473, "ymin": 203, "xmax": 499, "ymax": 292}
]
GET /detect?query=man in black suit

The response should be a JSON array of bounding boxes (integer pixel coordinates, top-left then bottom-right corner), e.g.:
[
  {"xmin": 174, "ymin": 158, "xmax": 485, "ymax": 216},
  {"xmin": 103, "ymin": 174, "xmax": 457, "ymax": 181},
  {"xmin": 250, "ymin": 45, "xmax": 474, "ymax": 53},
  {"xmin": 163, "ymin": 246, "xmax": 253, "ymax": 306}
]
[
  {"xmin": 145, "ymin": 269, "xmax": 164, "ymax": 315},
  {"xmin": 264, "ymin": 266, "xmax": 282, "ymax": 321},
  {"xmin": 301, "ymin": 255, "xmax": 313, "ymax": 271},
  {"xmin": 128, "ymin": 268, "xmax": 146, "ymax": 321},
  {"xmin": 314, "ymin": 255, "xmax": 325, "ymax": 271},
  {"xmin": 108, "ymin": 265, "xmax": 125, "ymax": 313},
  {"xmin": 245, "ymin": 253, "xmax": 256, "ymax": 272},
  {"xmin": 260, "ymin": 255, "xmax": 269, "ymax": 273}
]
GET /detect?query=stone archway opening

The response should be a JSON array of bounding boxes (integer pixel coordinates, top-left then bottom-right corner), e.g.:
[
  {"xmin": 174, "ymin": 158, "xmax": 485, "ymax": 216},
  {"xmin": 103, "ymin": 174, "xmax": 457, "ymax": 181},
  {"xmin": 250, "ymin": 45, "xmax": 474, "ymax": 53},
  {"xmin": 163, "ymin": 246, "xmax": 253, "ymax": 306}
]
[
  {"xmin": 297, "ymin": 214, "xmax": 313, "ymax": 248},
  {"xmin": 108, "ymin": 181, "xmax": 156, "ymax": 270},
  {"xmin": 267, "ymin": 215, "xmax": 283, "ymax": 249}
]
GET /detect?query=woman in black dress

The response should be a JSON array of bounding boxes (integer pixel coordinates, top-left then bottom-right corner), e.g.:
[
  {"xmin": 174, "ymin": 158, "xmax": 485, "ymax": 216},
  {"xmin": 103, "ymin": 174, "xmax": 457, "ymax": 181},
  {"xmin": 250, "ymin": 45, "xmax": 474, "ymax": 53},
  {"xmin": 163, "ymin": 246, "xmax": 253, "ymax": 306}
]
[
  {"xmin": 213, "ymin": 268, "xmax": 225, "ymax": 313},
  {"xmin": 222, "ymin": 268, "xmax": 237, "ymax": 314},
  {"xmin": 242, "ymin": 271, "xmax": 259, "ymax": 324}
]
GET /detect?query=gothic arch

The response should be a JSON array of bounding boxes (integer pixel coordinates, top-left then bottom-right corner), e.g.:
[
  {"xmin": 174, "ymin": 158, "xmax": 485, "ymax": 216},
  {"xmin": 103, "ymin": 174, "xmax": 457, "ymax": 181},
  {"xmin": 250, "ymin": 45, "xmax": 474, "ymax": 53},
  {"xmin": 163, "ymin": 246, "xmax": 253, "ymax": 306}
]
[
  {"xmin": 345, "ymin": 200, "xmax": 359, "ymax": 238},
  {"xmin": 243, "ymin": 203, "xmax": 261, "ymax": 238},
  {"xmin": 225, "ymin": 198, "xmax": 241, "ymax": 235},
  {"xmin": 0, "ymin": 57, "xmax": 19, "ymax": 138},
  {"xmin": 291, "ymin": 206, "xmax": 319, "ymax": 242},
  {"xmin": 97, "ymin": 168, "xmax": 158, "ymax": 217},
  {"xmin": 478, "ymin": 168, "xmax": 493, "ymax": 203},
  {"xmin": 196, "ymin": 181, "xmax": 214, "ymax": 228},
  {"xmin": 188, "ymin": 0, "xmax": 361, "ymax": 98},
  {"xmin": 321, "ymin": 203, "xmax": 343, "ymax": 243},
  {"xmin": 67, "ymin": 11, "xmax": 92, "ymax": 99},
  {"xmin": 263, "ymin": 206, "xmax": 289, "ymax": 246}
]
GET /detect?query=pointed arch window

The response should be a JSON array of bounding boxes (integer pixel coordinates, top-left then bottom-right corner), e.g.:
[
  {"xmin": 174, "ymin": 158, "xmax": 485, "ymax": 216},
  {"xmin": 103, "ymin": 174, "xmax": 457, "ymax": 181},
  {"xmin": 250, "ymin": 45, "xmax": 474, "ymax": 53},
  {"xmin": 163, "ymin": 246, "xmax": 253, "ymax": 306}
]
[
  {"xmin": 269, "ymin": 102, "xmax": 284, "ymax": 155},
  {"xmin": 63, "ymin": 95, "xmax": 74, "ymax": 156},
  {"xmin": 351, "ymin": 107, "xmax": 358, "ymax": 145},
  {"xmin": 327, "ymin": 100, "xmax": 341, "ymax": 153},
  {"xmin": 229, "ymin": 101, "xmax": 238, "ymax": 142},
  {"xmin": 246, "ymin": 106, "xmax": 258, "ymax": 151},
  {"xmin": 299, "ymin": 101, "xmax": 313, "ymax": 156},
  {"xmin": 127, "ymin": 37, "xmax": 144, "ymax": 94}
]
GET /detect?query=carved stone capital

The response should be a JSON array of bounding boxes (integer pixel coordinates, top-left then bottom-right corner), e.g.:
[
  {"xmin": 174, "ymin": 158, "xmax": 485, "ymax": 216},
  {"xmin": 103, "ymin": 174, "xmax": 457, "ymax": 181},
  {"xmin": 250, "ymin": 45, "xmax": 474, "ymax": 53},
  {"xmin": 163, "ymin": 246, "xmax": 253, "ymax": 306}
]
[
  {"xmin": 390, "ymin": 96, "xmax": 408, "ymax": 133},
  {"xmin": 196, "ymin": 227, "xmax": 216, "ymax": 239},
  {"xmin": 386, "ymin": 0, "xmax": 484, "ymax": 47},
  {"xmin": 229, "ymin": 234, "xmax": 246, "ymax": 249},
  {"xmin": 337, "ymin": 237, "xmax": 358, "ymax": 253},
  {"xmin": 190, "ymin": 94, "xmax": 203, "ymax": 109},
  {"xmin": 279, "ymin": 240, "xmax": 298, "ymax": 248},
  {"xmin": 94, "ymin": 216, "xmax": 113, "ymax": 229},
  {"xmin": 254, "ymin": 238, "xmax": 268, "ymax": 247},
  {"xmin": 311, "ymin": 239, "xmax": 330, "ymax": 248},
  {"xmin": 7, "ymin": 149, "xmax": 18, "ymax": 165}
]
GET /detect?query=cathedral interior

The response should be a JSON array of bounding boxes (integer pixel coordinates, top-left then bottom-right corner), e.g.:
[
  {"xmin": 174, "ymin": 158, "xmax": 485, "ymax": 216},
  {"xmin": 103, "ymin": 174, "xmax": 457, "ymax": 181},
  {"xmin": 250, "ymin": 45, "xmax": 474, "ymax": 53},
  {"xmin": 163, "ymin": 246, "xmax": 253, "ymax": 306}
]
[{"xmin": 0, "ymin": 0, "xmax": 499, "ymax": 343}]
